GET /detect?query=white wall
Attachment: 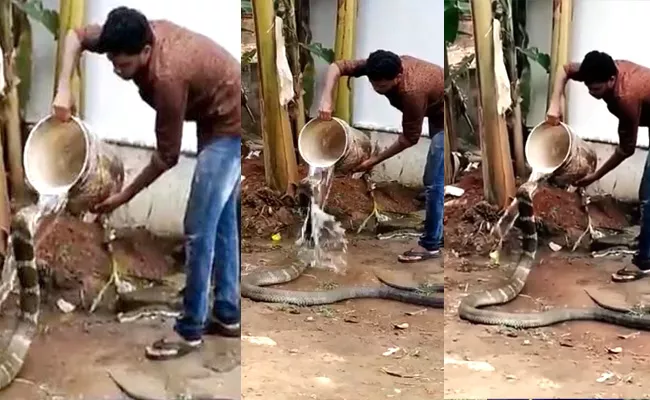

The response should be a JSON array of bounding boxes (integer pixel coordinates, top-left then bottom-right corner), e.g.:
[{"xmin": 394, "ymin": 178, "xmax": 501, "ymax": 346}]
[
  {"xmin": 27, "ymin": 0, "xmax": 241, "ymax": 154},
  {"xmin": 309, "ymin": 0, "xmax": 444, "ymax": 136},
  {"xmin": 526, "ymin": 0, "xmax": 650, "ymax": 201}
]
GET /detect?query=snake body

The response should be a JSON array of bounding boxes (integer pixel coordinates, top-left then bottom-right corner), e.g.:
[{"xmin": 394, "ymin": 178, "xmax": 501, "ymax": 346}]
[
  {"xmin": 0, "ymin": 205, "xmax": 43, "ymax": 389},
  {"xmin": 458, "ymin": 181, "xmax": 650, "ymax": 329},
  {"xmin": 241, "ymin": 262, "xmax": 444, "ymax": 308}
]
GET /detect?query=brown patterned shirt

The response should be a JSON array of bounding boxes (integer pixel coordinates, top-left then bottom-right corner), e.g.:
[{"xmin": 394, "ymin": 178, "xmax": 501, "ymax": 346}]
[
  {"xmin": 75, "ymin": 20, "xmax": 241, "ymax": 167},
  {"xmin": 565, "ymin": 60, "xmax": 650, "ymax": 156},
  {"xmin": 335, "ymin": 55, "xmax": 444, "ymax": 145}
]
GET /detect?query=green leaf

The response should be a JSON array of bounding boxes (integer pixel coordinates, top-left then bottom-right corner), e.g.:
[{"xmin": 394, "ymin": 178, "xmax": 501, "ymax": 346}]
[
  {"xmin": 241, "ymin": 48, "xmax": 257, "ymax": 65},
  {"xmin": 241, "ymin": 0, "xmax": 252, "ymax": 15},
  {"xmin": 516, "ymin": 46, "xmax": 551, "ymax": 73},
  {"xmin": 299, "ymin": 42, "xmax": 334, "ymax": 64},
  {"xmin": 302, "ymin": 59, "xmax": 315, "ymax": 113},
  {"xmin": 11, "ymin": 0, "xmax": 59, "ymax": 39},
  {"xmin": 444, "ymin": 0, "xmax": 461, "ymax": 44}
]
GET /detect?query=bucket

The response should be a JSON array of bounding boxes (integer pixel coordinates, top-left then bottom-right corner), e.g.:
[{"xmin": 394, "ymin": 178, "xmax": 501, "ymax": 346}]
[
  {"xmin": 24, "ymin": 115, "xmax": 125, "ymax": 215},
  {"xmin": 524, "ymin": 121, "xmax": 597, "ymax": 186},
  {"xmin": 297, "ymin": 117, "xmax": 372, "ymax": 174}
]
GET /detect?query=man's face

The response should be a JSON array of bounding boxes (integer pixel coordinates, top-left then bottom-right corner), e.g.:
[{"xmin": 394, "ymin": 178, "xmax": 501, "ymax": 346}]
[
  {"xmin": 370, "ymin": 75, "xmax": 401, "ymax": 94},
  {"xmin": 585, "ymin": 76, "xmax": 615, "ymax": 99},
  {"xmin": 107, "ymin": 45, "xmax": 151, "ymax": 80}
]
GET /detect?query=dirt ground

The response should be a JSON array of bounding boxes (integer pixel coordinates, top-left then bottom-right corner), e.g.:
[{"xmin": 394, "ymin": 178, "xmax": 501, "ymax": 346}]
[
  {"xmin": 444, "ymin": 250, "xmax": 650, "ymax": 399},
  {"xmin": 241, "ymin": 152, "xmax": 422, "ymax": 239},
  {"xmin": 0, "ymin": 215, "xmax": 239, "ymax": 399},
  {"xmin": 444, "ymin": 170, "xmax": 648, "ymax": 398},
  {"xmin": 241, "ymin": 238, "xmax": 442, "ymax": 400},
  {"xmin": 0, "ymin": 312, "xmax": 240, "ymax": 399}
]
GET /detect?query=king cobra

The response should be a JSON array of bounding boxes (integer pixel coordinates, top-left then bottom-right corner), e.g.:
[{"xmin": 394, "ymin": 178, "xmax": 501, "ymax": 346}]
[
  {"xmin": 241, "ymin": 262, "xmax": 444, "ymax": 308},
  {"xmin": 0, "ymin": 205, "xmax": 43, "ymax": 389},
  {"xmin": 458, "ymin": 181, "xmax": 650, "ymax": 329}
]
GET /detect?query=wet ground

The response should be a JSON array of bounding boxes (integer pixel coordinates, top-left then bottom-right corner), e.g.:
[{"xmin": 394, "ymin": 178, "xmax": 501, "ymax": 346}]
[
  {"xmin": 241, "ymin": 238, "xmax": 443, "ymax": 400},
  {"xmin": 444, "ymin": 249, "xmax": 650, "ymax": 399}
]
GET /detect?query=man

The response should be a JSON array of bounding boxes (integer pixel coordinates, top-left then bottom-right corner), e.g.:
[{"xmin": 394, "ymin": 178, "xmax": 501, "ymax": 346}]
[
  {"xmin": 318, "ymin": 49, "xmax": 444, "ymax": 262},
  {"xmin": 52, "ymin": 7, "xmax": 241, "ymax": 359},
  {"xmin": 546, "ymin": 50, "xmax": 650, "ymax": 282}
]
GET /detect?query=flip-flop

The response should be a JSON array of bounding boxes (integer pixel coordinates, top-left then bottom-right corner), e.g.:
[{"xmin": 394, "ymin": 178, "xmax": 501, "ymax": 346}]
[
  {"xmin": 397, "ymin": 249, "xmax": 440, "ymax": 263},
  {"xmin": 144, "ymin": 337, "xmax": 202, "ymax": 361},
  {"xmin": 611, "ymin": 267, "xmax": 650, "ymax": 282}
]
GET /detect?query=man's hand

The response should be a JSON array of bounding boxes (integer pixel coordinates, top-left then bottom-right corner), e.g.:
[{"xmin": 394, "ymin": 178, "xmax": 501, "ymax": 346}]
[
  {"xmin": 318, "ymin": 96, "xmax": 333, "ymax": 120},
  {"xmin": 52, "ymin": 88, "xmax": 75, "ymax": 122},
  {"xmin": 545, "ymin": 100, "xmax": 563, "ymax": 126},
  {"xmin": 91, "ymin": 191, "xmax": 131, "ymax": 214},
  {"xmin": 352, "ymin": 157, "xmax": 379, "ymax": 173},
  {"xmin": 574, "ymin": 172, "xmax": 599, "ymax": 187}
]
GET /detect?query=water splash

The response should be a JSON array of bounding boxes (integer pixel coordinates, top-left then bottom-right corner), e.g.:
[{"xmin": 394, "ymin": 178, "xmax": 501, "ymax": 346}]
[
  {"xmin": 36, "ymin": 193, "xmax": 68, "ymax": 216},
  {"xmin": 296, "ymin": 165, "xmax": 348, "ymax": 273}
]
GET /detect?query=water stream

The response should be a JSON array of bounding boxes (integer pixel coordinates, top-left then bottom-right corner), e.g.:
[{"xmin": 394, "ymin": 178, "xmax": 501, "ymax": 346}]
[{"xmin": 295, "ymin": 165, "xmax": 348, "ymax": 273}]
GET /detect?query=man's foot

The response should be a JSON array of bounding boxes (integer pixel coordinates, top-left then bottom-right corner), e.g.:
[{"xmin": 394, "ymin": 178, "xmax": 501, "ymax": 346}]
[
  {"xmin": 205, "ymin": 317, "xmax": 241, "ymax": 337},
  {"xmin": 144, "ymin": 332, "xmax": 202, "ymax": 361},
  {"xmin": 397, "ymin": 246, "xmax": 440, "ymax": 263}
]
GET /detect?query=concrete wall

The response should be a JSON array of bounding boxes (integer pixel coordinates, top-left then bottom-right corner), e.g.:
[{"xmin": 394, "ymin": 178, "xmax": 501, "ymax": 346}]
[
  {"xmin": 527, "ymin": 0, "xmax": 648, "ymax": 201},
  {"xmin": 27, "ymin": 0, "xmax": 240, "ymax": 234},
  {"xmin": 308, "ymin": 0, "xmax": 444, "ymax": 186}
]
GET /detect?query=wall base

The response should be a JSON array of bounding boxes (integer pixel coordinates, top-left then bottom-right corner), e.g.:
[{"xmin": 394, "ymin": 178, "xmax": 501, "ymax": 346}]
[
  {"xmin": 106, "ymin": 144, "xmax": 195, "ymax": 236},
  {"xmin": 584, "ymin": 141, "xmax": 646, "ymax": 202},
  {"xmin": 366, "ymin": 131, "xmax": 430, "ymax": 187},
  {"xmin": 107, "ymin": 131, "xmax": 430, "ymax": 236}
]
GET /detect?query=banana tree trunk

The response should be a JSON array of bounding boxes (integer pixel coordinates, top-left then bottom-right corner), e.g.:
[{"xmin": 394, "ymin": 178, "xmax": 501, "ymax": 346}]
[
  {"xmin": 333, "ymin": 0, "xmax": 356, "ymax": 122},
  {"xmin": 280, "ymin": 0, "xmax": 306, "ymax": 141},
  {"xmin": 443, "ymin": 45, "xmax": 455, "ymax": 185},
  {"xmin": 547, "ymin": 0, "xmax": 573, "ymax": 121},
  {"xmin": 1, "ymin": 0, "xmax": 25, "ymax": 203},
  {"xmin": 55, "ymin": 0, "xmax": 85, "ymax": 118},
  {"xmin": 253, "ymin": 0, "xmax": 299, "ymax": 193},
  {"xmin": 471, "ymin": 0, "xmax": 515, "ymax": 208},
  {"xmin": 503, "ymin": 0, "xmax": 526, "ymax": 178}
]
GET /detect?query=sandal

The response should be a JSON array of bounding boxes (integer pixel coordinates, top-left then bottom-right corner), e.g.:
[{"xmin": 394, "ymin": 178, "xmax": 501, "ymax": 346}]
[
  {"xmin": 397, "ymin": 248, "xmax": 440, "ymax": 263},
  {"xmin": 611, "ymin": 266, "xmax": 650, "ymax": 282},
  {"xmin": 144, "ymin": 337, "xmax": 202, "ymax": 361}
]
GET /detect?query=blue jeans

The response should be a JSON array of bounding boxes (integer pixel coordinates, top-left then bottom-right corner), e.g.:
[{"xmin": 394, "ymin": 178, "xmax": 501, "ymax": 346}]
[
  {"xmin": 419, "ymin": 130, "xmax": 444, "ymax": 251},
  {"xmin": 636, "ymin": 150, "xmax": 650, "ymax": 266},
  {"xmin": 175, "ymin": 136, "xmax": 241, "ymax": 340}
]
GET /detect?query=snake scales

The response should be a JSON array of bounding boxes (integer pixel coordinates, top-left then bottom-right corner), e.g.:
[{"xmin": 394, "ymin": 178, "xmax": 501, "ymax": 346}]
[
  {"xmin": 241, "ymin": 261, "xmax": 444, "ymax": 308},
  {"xmin": 0, "ymin": 205, "xmax": 43, "ymax": 390},
  {"xmin": 458, "ymin": 181, "xmax": 650, "ymax": 329}
]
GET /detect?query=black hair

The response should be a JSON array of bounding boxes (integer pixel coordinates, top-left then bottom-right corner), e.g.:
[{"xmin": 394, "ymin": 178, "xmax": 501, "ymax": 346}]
[
  {"xmin": 578, "ymin": 50, "xmax": 617, "ymax": 84},
  {"xmin": 364, "ymin": 50, "xmax": 403, "ymax": 81},
  {"xmin": 98, "ymin": 7, "xmax": 153, "ymax": 55}
]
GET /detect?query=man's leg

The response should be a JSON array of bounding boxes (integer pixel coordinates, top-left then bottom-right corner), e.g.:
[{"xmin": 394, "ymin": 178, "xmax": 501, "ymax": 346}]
[
  {"xmin": 146, "ymin": 136, "xmax": 240, "ymax": 360},
  {"xmin": 398, "ymin": 130, "xmax": 444, "ymax": 263},
  {"xmin": 206, "ymin": 180, "xmax": 241, "ymax": 337},
  {"xmin": 612, "ymin": 150, "xmax": 650, "ymax": 281}
]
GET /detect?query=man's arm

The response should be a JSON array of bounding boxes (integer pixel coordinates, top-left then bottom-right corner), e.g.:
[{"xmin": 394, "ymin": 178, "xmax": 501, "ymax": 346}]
[
  {"xmin": 592, "ymin": 98, "xmax": 641, "ymax": 180},
  {"xmin": 120, "ymin": 79, "xmax": 189, "ymax": 201},
  {"xmin": 547, "ymin": 62, "xmax": 583, "ymax": 121},
  {"xmin": 319, "ymin": 59, "xmax": 367, "ymax": 119},
  {"xmin": 56, "ymin": 25, "xmax": 103, "ymax": 93}
]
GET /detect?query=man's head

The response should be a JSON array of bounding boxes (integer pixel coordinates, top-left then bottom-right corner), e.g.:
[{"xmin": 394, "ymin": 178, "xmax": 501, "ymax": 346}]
[
  {"xmin": 578, "ymin": 50, "xmax": 617, "ymax": 99},
  {"xmin": 365, "ymin": 50, "xmax": 403, "ymax": 94},
  {"xmin": 98, "ymin": 7, "xmax": 154, "ymax": 80}
]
